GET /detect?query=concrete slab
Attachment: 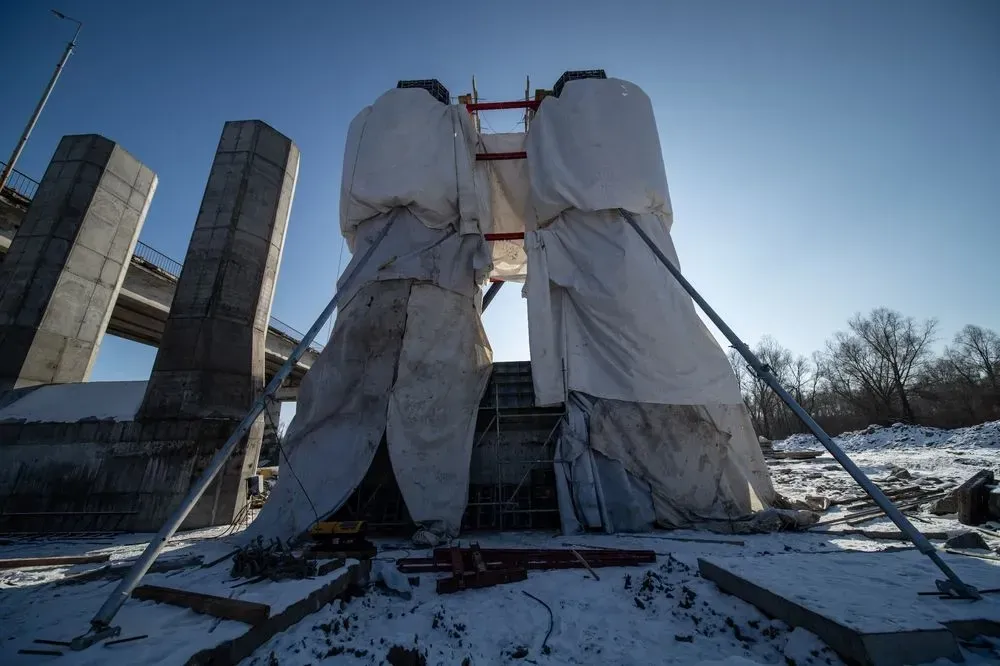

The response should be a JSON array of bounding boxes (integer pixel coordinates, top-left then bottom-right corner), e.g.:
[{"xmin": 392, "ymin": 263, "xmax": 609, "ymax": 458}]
[
  {"xmin": 3, "ymin": 556, "xmax": 368, "ymax": 665},
  {"xmin": 699, "ymin": 551, "xmax": 1000, "ymax": 666}
]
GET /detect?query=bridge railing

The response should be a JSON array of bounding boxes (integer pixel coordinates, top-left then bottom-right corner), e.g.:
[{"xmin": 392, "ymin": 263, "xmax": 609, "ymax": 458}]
[
  {"xmin": 131, "ymin": 241, "xmax": 324, "ymax": 354},
  {"xmin": 0, "ymin": 161, "xmax": 40, "ymax": 201},
  {"xmin": 133, "ymin": 240, "xmax": 184, "ymax": 276}
]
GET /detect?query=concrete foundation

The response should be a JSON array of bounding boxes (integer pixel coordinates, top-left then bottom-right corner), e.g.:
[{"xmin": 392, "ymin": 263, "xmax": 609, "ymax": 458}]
[
  {"xmin": 139, "ymin": 120, "xmax": 299, "ymax": 528},
  {"xmin": 0, "ymin": 135, "xmax": 156, "ymax": 391}
]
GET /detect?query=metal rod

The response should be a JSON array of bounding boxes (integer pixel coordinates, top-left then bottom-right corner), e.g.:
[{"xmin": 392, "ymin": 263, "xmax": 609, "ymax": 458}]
[
  {"xmin": 618, "ymin": 208, "xmax": 979, "ymax": 599},
  {"xmin": 74, "ymin": 216, "xmax": 399, "ymax": 648},
  {"xmin": 482, "ymin": 281, "xmax": 503, "ymax": 310},
  {"xmin": 0, "ymin": 12, "xmax": 82, "ymax": 193},
  {"xmin": 476, "ymin": 152, "xmax": 527, "ymax": 162},
  {"xmin": 466, "ymin": 100, "xmax": 540, "ymax": 112},
  {"xmin": 484, "ymin": 232, "xmax": 526, "ymax": 241}
]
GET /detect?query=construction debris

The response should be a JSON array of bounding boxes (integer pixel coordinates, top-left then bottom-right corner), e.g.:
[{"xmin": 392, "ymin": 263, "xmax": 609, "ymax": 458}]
[
  {"xmin": 231, "ymin": 536, "xmax": 317, "ymax": 581},
  {"xmin": 397, "ymin": 544, "xmax": 655, "ymax": 594},
  {"xmin": 765, "ymin": 451, "xmax": 824, "ymax": 460},
  {"xmin": 929, "ymin": 494, "xmax": 958, "ymax": 515},
  {"xmin": 811, "ymin": 489, "xmax": 950, "ymax": 529}
]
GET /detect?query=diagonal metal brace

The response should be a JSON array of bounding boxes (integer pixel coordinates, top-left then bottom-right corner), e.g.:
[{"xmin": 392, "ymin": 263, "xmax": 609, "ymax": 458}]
[
  {"xmin": 618, "ymin": 208, "xmax": 980, "ymax": 600},
  {"xmin": 70, "ymin": 215, "xmax": 400, "ymax": 650}
]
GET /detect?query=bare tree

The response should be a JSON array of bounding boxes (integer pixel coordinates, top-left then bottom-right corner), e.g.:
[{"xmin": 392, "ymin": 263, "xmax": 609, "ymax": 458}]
[
  {"xmin": 847, "ymin": 308, "xmax": 937, "ymax": 422},
  {"xmin": 946, "ymin": 324, "xmax": 1000, "ymax": 391},
  {"xmin": 823, "ymin": 330, "xmax": 897, "ymax": 421}
]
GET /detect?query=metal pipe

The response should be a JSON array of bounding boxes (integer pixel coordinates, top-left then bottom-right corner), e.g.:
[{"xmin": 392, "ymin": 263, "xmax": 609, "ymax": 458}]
[
  {"xmin": 476, "ymin": 152, "xmax": 527, "ymax": 162},
  {"xmin": 482, "ymin": 281, "xmax": 503, "ymax": 310},
  {"xmin": 484, "ymin": 232, "xmax": 526, "ymax": 241},
  {"xmin": 618, "ymin": 208, "xmax": 979, "ymax": 599},
  {"xmin": 72, "ymin": 215, "xmax": 399, "ymax": 649},
  {"xmin": 0, "ymin": 12, "xmax": 82, "ymax": 193},
  {"xmin": 466, "ymin": 100, "xmax": 541, "ymax": 112}
]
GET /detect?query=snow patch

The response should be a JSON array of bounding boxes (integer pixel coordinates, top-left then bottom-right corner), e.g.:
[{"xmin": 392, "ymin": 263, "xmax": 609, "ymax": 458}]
[{"xmin": 776, "ymin": 421, "xmax": 1000, "ymax": 453}]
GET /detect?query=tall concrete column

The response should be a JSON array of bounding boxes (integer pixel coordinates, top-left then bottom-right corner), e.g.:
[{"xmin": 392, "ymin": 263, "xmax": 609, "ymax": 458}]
[
  {"xmin": 139, "ymin": 120, "xmax": 298, "ymax": 527},
  {"xmin": 0, "ymin": 135, "xmax": 156, "ymax": 392}
]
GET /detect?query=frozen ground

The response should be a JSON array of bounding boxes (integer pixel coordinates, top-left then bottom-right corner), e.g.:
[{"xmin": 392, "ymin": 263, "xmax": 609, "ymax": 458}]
[{"xmin": 0, "ymin": 422, "xmax": 998, "ymax": 665}]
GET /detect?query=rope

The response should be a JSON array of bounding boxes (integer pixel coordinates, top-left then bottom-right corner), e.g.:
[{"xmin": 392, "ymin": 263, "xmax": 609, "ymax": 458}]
[{"xmin": 263, "ymin": 402, "xmax": 320, "ymax": 525}]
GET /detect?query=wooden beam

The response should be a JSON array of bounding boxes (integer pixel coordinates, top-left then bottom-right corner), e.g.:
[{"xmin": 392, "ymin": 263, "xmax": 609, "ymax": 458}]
[
  {"xmin": 188, "ymin": 561, "xmax": 369, "ymax": 665},
  {"xmin": 132, "ymin": 584, "xmax": 270, "ymax": 626},
  {"xmin": 0, "ymin": 553, "xmax": 110, "ymax": 570}
]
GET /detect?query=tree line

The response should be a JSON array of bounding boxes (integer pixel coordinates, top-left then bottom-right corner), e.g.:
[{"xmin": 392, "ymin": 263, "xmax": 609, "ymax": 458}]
[{"xmin": 728, "ymin": 308, "xmax": 1000, "ymax": 440}]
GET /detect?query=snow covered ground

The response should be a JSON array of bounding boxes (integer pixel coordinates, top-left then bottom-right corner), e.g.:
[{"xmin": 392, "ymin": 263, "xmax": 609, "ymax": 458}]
[{"xmin": 1, "ymin": 422, "xmax": 998, "ymax": 665}]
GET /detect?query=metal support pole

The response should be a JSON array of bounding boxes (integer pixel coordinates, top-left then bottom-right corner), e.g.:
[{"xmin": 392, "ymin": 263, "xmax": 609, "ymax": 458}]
[
  {"xmin": 0, "ymin": 12, "xmax": 82, "ymax": 193},
  {"xmin": 71, "ymin": 216, "xmax": 399, "ymax": 650},
  {"xmin": 618, "ymin": 208, "xmax": 979, "ymax": 600},
  {"xmin": 482, "ymin": 280, "xmax": 503, "ymax": 310}
]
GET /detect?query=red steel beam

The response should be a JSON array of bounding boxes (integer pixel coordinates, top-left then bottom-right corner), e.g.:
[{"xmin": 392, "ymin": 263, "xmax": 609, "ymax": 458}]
[
  {"xmin": 466, "ymin": 100, "xmax": 541, "ymax": 112},
  {"xmin": 484, "ymin": 232, "xmax": 525, "ymax": 241},
  {"xmin": 476, "ymin": 152, "xmax": 526, "ymax": 161}
]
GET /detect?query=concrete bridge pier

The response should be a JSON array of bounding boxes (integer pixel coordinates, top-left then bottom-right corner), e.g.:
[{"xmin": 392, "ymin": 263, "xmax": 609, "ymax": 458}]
[
  {"xmin": 0, "ymin": 135, "xmax": 156, "ymax": 392},
  {"xmin": 138, "ymin": 120, "xmax": 299, "ymax": 528}
]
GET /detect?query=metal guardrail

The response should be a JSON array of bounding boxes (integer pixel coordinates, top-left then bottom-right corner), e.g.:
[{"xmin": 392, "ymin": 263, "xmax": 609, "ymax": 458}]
[
  {"xmin": 0, "ymin": 160, "xmax": 40, "ymax": 200},
  {"xmin": 133, "ymin": 240, "xmax": 183, "ymax": 277},
  {"xmin": 130, "ymin": 241, "xmax": 324, "ymax": 353}
]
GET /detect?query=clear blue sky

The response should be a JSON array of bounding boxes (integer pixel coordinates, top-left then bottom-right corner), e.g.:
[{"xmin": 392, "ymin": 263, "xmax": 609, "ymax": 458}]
[{"xmin": 3, "ymin": 0, "xmax": 998, "ymax": 396}]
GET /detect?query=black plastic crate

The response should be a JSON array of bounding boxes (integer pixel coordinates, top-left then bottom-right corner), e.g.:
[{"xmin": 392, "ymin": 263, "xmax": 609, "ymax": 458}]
[
  {"xmin": 553, "ymin": 69, "xmax": 607, "ymax": 97},
  {"xmin": 396, "ymin": 79, "xmax": 450, "ymax": 106}
]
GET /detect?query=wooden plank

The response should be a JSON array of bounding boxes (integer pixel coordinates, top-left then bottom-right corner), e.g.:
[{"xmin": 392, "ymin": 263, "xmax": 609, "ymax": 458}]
[
  {"xmin": 819, "ymin": 529, "xmax": 948, "ymax": 542},
  {"xmin": 570, "ymin": 549, "xmax": 600, "ymax": 581},
  {"xmin": 132, "ymin": 584, "xmax": 270, "ymax": 626},
  {"xmin": 57, "ymin": 555, "xmax": 203, "ymax": 586},
  {"xmin": 698, "ymin": 558, "xmax": 962, "ymax": 666},
  {"xmin": 0, "ymin": 553, "xmax": 110, "ymax": 569},
  {"xmin": 812, "ymin": 492, "xmax": 947, "ymax": 528},
  {"xmin": 187, "ymin": 560, "xmax": 370, "ymax": 665}
]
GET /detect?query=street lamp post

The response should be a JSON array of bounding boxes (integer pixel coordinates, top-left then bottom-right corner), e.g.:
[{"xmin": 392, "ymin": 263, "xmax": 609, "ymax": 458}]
[{"xmin": 0, "ymin": 10, "xmax": 83, "ymax": 193}]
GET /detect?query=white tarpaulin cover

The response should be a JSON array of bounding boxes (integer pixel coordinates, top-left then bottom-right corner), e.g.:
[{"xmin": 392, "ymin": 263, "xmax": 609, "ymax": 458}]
[
  {"xmin": 522, "ymin": 77, "xmax": 776, "ymax": 530},
  {"xmin": 475, "ymin": 133, "xmax": 530, "ymax": 281},
  {"xmin": 555, "ymin": 394, "xmax": 775, "ymax": 532},
  {"xmin": 250, "ymin": 88, "xmax": 492, "ymax": 541}
]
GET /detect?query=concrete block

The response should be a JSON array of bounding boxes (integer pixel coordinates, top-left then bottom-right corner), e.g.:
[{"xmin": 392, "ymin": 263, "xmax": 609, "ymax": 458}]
[
  {"xmin": 52, "ymin": 339, "xmax": 95, "ymax": 382},
  {"xmin": 109, "ymin": 218, "xmax": 141, "ymax": 264},
  {"xmin": 83, "ymin": 135, "xmax": 114, "ymax": 166},
  {"xmin": 699, "ymin": 553, "xmax": 1000, "ymax": 666},
  {"xmin": 98, "ymin": 171, "xmax": 133, "ymax": 206},
  {"xmin": 64, "ymin": 135, "xmax": 91, "ymax": 162},
  {"xmin": 254, "ymin": 122, "xmax": 294, "ymax": 168},
  {"xmin": 65, "ymin": 242, "xmax": 106, "ymax": 282},
  {"xmin": 88, "ymin": 186, "xmax": 127, "ymax": 227},
  {"xmin": 135, "ymin": 165, "xmax": 156, "ymax": 196},
  {"xmin": 99, "ymin": 257, "xmax": 124, "ymax": 286},
  {"xmin": 43, "ymin": 236, "xmax": 73, "ymax": 267},
  {"xmin": 138, "ymin": 120, "xmax": 296, "ymax": 525},
  {"xmin": 107, "ymin": 145, "xmax": 141, "ymax": 187},
  {"xmin": 0, "ymin": 134, "xmax": 156, "ymax": 390},
  {"xmin": 41, "ymin": 270, "xmax": 94, "ymax": 337},
  {"xmin": 78, "ymin": 284, "xmax": 115, "ymax": 341}
]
